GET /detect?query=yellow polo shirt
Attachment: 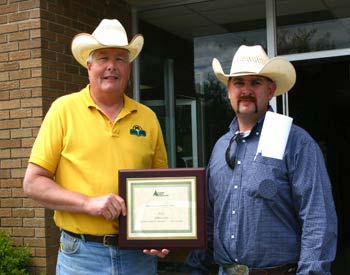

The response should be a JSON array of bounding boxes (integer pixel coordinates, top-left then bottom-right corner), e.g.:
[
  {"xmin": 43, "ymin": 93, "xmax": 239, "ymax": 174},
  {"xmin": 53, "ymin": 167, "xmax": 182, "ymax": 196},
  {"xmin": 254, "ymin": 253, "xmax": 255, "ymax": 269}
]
[{"xmin": 29, "ymin": 85, "xmax": 168, "ymax": 234}]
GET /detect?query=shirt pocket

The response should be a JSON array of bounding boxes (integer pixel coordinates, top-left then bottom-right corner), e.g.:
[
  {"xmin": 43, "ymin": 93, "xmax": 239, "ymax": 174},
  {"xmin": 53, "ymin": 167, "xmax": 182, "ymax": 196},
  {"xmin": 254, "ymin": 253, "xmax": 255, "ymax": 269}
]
[{"xmin": 246, "ymin": 155, "xmax": 287, "ymax": 201}]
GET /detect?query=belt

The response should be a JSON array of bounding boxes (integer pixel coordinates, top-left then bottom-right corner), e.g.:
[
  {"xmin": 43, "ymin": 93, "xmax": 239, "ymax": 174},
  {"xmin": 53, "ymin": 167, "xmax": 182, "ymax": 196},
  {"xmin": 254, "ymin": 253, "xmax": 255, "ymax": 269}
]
[
  {"xmin": 224, "ymin": 263, "xmax": 297, "ymax": 275},
  {"xmin": 62, "ymin": 229, "xmax": 118, "ymax": 247}
]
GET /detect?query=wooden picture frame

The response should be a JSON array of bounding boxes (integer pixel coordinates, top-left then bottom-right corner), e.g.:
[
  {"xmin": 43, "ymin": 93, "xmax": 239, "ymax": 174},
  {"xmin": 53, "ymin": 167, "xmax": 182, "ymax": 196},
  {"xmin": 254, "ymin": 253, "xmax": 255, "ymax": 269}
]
[{"xmin": 118, "ymin": 168, "xmax": 206, "ymax": 249}]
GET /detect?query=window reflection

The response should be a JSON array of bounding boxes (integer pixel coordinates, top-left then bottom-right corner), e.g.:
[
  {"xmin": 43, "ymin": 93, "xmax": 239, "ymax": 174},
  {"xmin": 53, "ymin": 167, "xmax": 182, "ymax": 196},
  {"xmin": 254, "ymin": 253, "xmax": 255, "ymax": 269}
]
[
  {"xmin": 139, "ymin": 53, "xmax": 164, "ymax": 100},
  {"xmin": 276, "ymin": 0, "xmax": 350, "ymax": 54}
]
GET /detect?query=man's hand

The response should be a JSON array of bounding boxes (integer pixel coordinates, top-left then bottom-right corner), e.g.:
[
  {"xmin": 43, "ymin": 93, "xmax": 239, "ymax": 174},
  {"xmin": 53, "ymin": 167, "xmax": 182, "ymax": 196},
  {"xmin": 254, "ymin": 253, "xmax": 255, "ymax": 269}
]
[
  {"xmin": 143, "ymin": 249, "xmax": 170, "ymax": 258},
  {"xmin": 84, "ymin": 194, "xmax": 126, "ymax": 220}
]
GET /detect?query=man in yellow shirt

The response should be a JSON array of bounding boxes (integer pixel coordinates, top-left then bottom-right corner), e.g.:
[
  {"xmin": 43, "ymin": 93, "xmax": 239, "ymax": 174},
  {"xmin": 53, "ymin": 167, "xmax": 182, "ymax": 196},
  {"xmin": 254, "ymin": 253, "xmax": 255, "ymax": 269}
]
[{"xmin": 23, "ymin": 18, "xmax": 169, "ymax": 275}]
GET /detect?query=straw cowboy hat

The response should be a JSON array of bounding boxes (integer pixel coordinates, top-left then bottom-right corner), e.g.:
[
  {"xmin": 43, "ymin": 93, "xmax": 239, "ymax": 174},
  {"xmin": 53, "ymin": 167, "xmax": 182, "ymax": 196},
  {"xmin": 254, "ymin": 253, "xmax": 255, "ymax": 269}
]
[
  {"xmin": 71, "ymin": 19, "xmax": 144, "ymax": 68},
  {"xmin": 212, "ymin": 45, "xmax": 296, "ymax": 96}
]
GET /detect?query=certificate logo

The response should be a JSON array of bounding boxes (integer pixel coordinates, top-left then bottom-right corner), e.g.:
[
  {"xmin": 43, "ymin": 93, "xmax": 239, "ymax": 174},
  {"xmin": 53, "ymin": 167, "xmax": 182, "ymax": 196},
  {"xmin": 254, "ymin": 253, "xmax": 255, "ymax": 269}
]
[
  {"xmin": 153, "ymin": 190, "xmax": 168, "ymax": 197},
  {"xmin": 130, "ymin": 125, "xmax": 146, "ymax": 137}
]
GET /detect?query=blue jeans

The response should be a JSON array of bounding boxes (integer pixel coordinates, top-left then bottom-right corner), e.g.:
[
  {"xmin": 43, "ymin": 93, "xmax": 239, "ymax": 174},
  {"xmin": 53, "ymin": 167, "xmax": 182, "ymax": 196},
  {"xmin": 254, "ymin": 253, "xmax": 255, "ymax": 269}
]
[{"xmin": 56, "ymin": 230, "xmax": 157, "ymax": 275}]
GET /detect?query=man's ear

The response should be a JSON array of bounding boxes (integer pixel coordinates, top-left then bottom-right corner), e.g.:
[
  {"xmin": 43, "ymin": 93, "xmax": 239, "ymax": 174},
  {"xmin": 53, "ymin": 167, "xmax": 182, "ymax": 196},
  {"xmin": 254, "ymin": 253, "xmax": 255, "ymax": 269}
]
[{"xmin": 268, "ymin": 82, "xmax": 277, "ymax": 99}]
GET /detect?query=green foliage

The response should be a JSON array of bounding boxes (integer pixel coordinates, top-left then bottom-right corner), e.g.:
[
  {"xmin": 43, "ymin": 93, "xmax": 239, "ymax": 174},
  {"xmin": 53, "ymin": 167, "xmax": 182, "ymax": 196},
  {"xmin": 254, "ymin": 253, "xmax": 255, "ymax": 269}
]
[{"xmin": 0, "ymin": 231, "xmax": 31, "ymax": 275}]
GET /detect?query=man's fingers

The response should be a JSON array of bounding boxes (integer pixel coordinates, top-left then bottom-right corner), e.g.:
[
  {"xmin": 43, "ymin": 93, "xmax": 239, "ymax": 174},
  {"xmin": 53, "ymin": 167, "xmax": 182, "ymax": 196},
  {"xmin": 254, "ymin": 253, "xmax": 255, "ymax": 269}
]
[
  {"xmin": 143, "ymin": 249, "xmax": 170, "ymax": 258},
  {"xmin": 115, "ymin": 196, "xmax": 126, "ymax": 216},
  {"xmin": 107, "ymin": 199, "xmax": 119, "ymax": 219},
  {"xmin": 110, "ymin": 196, "xmax": 126, "ymax": 218},
  {"xmin": 85, "ymin": 194, "xmax": 126, "ymax": 220},
  {"xmin": 103, "ymin": 195, "xmax": 126, "ymax": 220}
]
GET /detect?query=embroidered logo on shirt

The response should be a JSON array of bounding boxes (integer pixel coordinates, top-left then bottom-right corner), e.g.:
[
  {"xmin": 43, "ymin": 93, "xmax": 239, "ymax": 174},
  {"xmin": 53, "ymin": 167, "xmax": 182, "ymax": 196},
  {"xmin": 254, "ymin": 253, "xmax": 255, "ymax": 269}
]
[{"xmin": 130, "ymin": 125, "xmax": 146, "ymax": 137}]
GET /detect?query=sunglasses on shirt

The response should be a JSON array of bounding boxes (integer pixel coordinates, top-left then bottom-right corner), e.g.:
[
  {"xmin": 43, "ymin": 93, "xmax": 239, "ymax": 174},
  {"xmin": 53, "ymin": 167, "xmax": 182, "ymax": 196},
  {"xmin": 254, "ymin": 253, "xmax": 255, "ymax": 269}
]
[{"xmin": 225, "ymin": 133, "xmax": 240, "ymax": 170}]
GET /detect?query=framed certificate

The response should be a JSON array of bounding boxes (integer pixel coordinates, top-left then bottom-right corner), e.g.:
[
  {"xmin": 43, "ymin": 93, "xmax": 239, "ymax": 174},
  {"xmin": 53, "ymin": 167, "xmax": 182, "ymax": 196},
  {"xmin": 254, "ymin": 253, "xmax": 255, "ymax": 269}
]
[{"xmin": 118, "ymin": 168, "xmax": 206, "ymax": 249}]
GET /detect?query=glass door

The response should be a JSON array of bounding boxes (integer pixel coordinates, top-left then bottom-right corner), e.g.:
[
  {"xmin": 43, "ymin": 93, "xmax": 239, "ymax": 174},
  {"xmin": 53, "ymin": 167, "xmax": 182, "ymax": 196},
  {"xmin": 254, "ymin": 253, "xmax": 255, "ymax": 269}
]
[
  {"xmin": 141, "ymin": 99, "xmax": 198, "ymax": 168},
  {"xmin": 288, "ymin": 57, "xmax": 350, "ymax": 274},
  {"xmin": 175, "ymin": 99, "xmax": 198, "ymax": 168}
]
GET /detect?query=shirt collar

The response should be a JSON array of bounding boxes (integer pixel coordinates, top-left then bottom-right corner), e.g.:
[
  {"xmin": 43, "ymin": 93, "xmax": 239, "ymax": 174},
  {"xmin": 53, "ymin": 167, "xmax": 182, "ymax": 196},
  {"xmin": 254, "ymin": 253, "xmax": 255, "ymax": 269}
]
[{"xmin": 82, "ymin": 84, "xmax": 138, "ymax": 114}]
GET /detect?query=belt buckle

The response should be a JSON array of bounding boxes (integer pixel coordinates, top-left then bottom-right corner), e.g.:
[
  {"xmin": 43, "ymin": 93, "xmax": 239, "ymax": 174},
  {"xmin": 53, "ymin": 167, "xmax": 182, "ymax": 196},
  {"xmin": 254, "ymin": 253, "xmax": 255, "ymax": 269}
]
[
  {"xmin": 103, "ymin": 235, "xmax": 116, "ymax": 247},
  {"xmin": 225, "ymin": 264, "xmax": 249, "ymax": 275}
]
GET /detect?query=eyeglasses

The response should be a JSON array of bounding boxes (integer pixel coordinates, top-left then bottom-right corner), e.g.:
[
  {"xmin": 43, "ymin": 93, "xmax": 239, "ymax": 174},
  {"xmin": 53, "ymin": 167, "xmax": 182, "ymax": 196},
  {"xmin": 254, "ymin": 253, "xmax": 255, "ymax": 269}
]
[{"xmin": 225, "ymin": 133, "xmax": 239, "ymax": 169}]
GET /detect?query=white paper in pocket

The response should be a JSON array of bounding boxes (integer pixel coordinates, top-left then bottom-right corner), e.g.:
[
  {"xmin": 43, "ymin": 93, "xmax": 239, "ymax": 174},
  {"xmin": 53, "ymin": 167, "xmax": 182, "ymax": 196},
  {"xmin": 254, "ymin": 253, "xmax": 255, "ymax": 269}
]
[{"xmin": 256, "ymin": 111, "xmax": 293, "ymax": 160}]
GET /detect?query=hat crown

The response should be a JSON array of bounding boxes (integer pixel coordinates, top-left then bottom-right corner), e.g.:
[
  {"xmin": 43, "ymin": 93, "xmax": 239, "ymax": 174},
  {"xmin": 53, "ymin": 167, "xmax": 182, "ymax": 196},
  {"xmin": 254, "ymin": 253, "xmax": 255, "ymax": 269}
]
[
  {"xmin": 92, "ymin": 19, "xmax": 128, "ymax": 46},
  {"xmin": 230, "ymin": 45, "xmax": 269, "ymax": 74}
]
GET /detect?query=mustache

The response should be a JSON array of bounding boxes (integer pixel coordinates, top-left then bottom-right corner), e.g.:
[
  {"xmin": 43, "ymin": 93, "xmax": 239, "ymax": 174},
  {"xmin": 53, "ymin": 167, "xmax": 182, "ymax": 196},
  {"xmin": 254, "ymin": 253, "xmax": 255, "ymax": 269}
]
[
  {"xmin": 237, "ymin": 95, "xmax": 258, "ymax": 113},
  {"xmin": 238, "ymin": 95, "xmax": 256, "ymax": 102}
]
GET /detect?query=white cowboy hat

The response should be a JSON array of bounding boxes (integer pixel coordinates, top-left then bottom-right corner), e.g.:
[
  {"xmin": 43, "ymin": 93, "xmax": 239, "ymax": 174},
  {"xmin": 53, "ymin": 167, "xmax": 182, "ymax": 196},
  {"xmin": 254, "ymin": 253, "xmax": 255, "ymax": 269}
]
[
  {"xmin": 71, "ymin": 19, "xmax": 144, "ymax": 68},
  {"xmin": 212, "ymin": 45, "xmax": 296, "ymax": 96}
]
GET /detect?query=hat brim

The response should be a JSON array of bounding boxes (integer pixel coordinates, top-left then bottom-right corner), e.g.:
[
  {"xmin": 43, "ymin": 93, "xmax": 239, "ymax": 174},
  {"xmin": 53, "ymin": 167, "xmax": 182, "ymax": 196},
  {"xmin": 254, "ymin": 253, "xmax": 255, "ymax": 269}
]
[
  {"xmin": 71, "ymin": 33, "xmax": 144, "ymax": 68},
  {"xmin": 212, "ymin": 57, "xmax": 296, "ymax": 96}
]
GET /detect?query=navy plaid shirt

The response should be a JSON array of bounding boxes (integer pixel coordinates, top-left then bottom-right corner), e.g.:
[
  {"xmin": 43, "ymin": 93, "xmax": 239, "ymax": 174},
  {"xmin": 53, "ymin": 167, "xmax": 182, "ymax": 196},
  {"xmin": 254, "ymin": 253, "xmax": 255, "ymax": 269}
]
[{"xmin": 187, "ymin": 111, "xmax": 337, "ymax": 275}]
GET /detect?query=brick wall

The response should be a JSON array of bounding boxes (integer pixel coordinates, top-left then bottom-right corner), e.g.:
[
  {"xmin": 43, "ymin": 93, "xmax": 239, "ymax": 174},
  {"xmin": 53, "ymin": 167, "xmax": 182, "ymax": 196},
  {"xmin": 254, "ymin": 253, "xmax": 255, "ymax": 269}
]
[{"xmin": 0, "ymin": 0, "xmax": 131, "ymax": 274}]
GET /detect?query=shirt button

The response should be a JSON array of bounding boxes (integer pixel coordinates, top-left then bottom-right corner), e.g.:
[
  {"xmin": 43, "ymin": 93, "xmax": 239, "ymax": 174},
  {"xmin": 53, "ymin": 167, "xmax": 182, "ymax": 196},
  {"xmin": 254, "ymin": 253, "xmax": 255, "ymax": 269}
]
[
  {"xmin": 235, "ymin": 258, "xmax": 238, "ymax": 262},
  {"xmin": 237, "ymin": 160, "xmax": 241, "ymax": 165},
  {"xmin": 242, "ymin": 139, "xmax": 246, "ymax": 143},
  {"xmin": 256, "ymin": 132, "xmax": 259, "ymax": 135},
  {"xmin": 234, "ymin": 185, "xmax": 238, "ymax": 189},
  {"xmin": 231, "ymin": 235, "xmax": 235, "ymax": 239},
  {"xmin": 232, "ymin": 210, "xmax": 236, "ymax": 214}
]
